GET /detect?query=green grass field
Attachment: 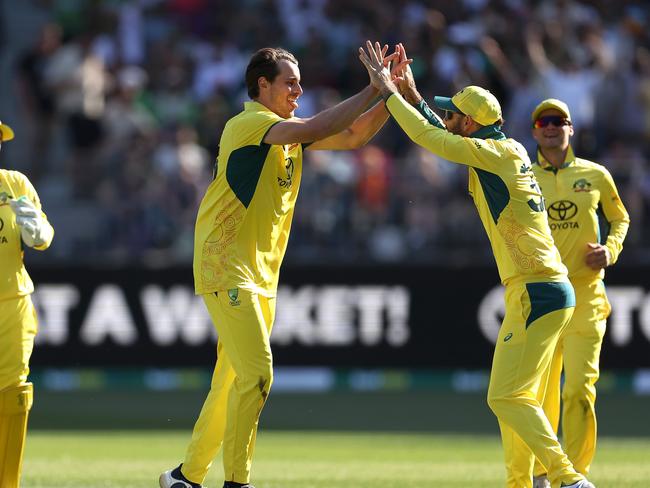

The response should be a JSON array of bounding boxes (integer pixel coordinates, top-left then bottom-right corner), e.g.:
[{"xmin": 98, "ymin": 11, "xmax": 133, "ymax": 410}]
[
  {"xmin": 21, "ymin": 389, "xmax": 650, "ymax": 486},
  {"xmin": 23, "ymin": 430, "xmax": 650, "ymax": 487}
]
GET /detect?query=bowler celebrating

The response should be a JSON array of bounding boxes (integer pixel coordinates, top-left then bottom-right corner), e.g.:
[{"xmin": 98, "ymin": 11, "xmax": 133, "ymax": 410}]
[{"xmin": 160, "ymin": 45, "xmax": 409, "ymax": 488}]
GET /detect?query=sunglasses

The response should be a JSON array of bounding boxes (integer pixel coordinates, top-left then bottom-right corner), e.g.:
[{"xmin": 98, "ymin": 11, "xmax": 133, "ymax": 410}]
[{"xmin": 533, "ymin": 116, "xmax": 571, "ymax": 128}]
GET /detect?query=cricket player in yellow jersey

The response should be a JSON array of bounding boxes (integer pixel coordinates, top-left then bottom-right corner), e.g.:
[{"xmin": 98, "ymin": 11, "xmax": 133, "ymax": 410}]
[
  {"xmin": 527, "ymin": 99, "xmax": 629, "ymax": 488},
  {"xmin": 160, "ymin": 45, "xmax": 410, "ymax": 488},
  {"xmin": 0, "ymin": 121, "xmax": 54, "ymax": 488},
  {"xmin": 359, "ymin": 42, "xmax": 595, "ymax": 488}
]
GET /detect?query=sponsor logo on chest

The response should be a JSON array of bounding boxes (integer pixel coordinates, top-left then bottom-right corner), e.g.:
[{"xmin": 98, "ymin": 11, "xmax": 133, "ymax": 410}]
[{"xmin": 547, "ymin": 200, "xmax": 579, "ymax": 230}]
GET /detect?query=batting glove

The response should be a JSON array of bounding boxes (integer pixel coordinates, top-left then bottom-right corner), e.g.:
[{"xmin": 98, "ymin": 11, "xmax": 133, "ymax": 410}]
[{"xmin": 9, "ymin": 196, "xmax": 53, "ymax": 248}]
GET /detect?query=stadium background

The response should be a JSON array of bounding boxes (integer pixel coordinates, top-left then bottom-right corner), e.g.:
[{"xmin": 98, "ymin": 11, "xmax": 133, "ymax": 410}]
[{"xmin": 0, "ymin": 0, "xmax": 649, "ymax": 485}]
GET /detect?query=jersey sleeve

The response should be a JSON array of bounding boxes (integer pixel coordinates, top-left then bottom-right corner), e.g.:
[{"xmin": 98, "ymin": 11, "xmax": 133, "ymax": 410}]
[
  {"xmin": 16, "ymin": 171, "xmax": 54, "ymax": 250},
  {"xmin": 598, "ymin": 167, "xmax": 630, "ymax": 265},
  {"xmin": 386, "ymin": 94, "xmax": 504, "ymax": 171},
  {"xmin": 237, "ymin": 110, "xmax": 283, "ymax": 147},
  {"xmin": 414, "ymin": 99, "xmax": 446, "ymax": 129}
]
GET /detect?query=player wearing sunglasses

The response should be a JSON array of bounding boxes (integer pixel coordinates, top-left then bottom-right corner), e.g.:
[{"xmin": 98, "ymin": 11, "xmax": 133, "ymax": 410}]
[
  {"xmin": 359, "ymin": 42, "xmax": 595, "ymax": 488},
  {"xmin": 529, "ymin": 99, "xmax": 630, "ymax": 488}
]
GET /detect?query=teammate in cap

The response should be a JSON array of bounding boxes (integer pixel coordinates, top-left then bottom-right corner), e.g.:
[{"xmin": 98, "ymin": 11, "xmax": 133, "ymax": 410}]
[
  {"xmin": 527, "ymin": 99, "xmax": 629, "ymax": 488},
  {"xmin": 159, "ymin": 45, "xmax": 410, "ymax": 488},
  {"xmin": 0, "ymin": 121, "xmax": 54, "ymax": 488},
  {"xmin": 359, "ymin": 41, "xmax": 595, "ymax": 488}
]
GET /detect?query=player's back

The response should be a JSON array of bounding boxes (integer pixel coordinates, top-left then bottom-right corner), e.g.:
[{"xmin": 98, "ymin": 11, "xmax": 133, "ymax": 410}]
[
  {"xmin": 376, "ymin": 94, "xmax": 568, "ymax": 286},
  {"xmin": 464, "ymin": 136, "xmax": 568, "ymax": 286}
]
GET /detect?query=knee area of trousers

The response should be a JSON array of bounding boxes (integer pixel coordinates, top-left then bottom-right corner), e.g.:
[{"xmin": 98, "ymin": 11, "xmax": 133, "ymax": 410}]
[
  {"xmin": 486, "ymin": 394, "xmax": 507, "ymax": 414},
  {"xmin": 562, "ymin": 382, "xmax": 595, "ymax": 404},
  {"xmin": 0, "ymin": 383, "xmax": 33, "ymax": 416},
  {"xmin": 487, "ymin": 391, "xmax": 530, "ymax": 415},
  {"xmin": 240, "ymin": 366, "xmax": 273, "ymax": 391}
]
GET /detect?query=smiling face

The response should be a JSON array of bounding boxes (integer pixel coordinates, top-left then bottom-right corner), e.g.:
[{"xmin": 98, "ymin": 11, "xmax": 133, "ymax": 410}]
[
  {"xmin": 258, "ymin": 60, "xmax": 303, "ymax": 119},
  {"xmin": 532, "ymin": 108, "xmax": 574, "ymax": 151}
]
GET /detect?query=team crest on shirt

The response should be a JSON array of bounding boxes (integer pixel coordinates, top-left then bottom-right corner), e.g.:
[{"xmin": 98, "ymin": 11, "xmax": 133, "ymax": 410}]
[
  {"xmin": 228, "ymin": 288, "xmax": 241, "ymax": 306},
  {"xmin": 573, "ymin": 178, "xmax": 592, "ymax": 192}
]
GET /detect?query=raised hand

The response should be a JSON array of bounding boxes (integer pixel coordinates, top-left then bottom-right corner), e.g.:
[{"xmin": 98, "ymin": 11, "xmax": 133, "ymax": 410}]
[
  {"xmin": 392, "ymin": 43, "xmax": 420, "ymax": 104},
  {"xmin": 359, "ymin": 40, "xmax": 400, "ymax": 96}
]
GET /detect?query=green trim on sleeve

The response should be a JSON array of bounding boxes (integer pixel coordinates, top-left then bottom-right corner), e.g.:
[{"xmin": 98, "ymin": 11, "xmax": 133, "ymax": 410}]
[
  {"xmin": 382, "ymin": 91, "xmax": 396, "ymax": 103},
  {"xmin": 415, "ymin": 100, "xmax": 446, "ymax": 129}
]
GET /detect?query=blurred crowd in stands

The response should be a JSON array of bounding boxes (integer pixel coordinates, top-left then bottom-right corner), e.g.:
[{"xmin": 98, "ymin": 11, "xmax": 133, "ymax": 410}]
[{"xmin": 3, "ymin": 0, "xmax": 650, "ymax": 266}]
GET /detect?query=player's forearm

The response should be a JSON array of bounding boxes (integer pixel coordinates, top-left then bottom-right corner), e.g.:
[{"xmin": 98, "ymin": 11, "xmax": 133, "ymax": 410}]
[
  {"xmin": 385, "ymin": 94, "xmax": 477, "ymax": 164},
  {"xmin": 343, "ymin": 100, "xmax": 389, "ymax": 148},
  {"xmin": 309, "ymin": 85, "xmax": 379, "ymax": 141},
  {"xmin": 399, "ymin": 81, "xmax": 423, "ymax": 106}
]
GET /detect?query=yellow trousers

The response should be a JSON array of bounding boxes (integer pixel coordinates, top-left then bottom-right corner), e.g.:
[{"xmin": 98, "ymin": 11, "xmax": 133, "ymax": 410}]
[
  {"xmin": 0, "ymin": 296, "xmax": 38, "ymax": 392},
  {"xmin": 487, "ymin": 281, "xmax": 583, "ymax": 488},
  {"xmin": 182, "ymin": 289, "xmax": 275, "ymax": 484},
  {"xmin": 533, "ymin": 279, "xmax": 609, "ymax": 478},
  {"xmin": 0, "ymin": 296, "xmax": 37, "ymax": 488}
]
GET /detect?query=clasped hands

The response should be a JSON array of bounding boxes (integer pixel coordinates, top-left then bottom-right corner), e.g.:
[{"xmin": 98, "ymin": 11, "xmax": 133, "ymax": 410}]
[{"xmin": 359, "ymin": 41, "xmax": 416, "ymax": 101}]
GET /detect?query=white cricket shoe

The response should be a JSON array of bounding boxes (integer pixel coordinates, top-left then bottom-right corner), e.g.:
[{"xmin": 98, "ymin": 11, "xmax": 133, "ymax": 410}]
[
  {"xmin": 159, "ymin": 464, "xmax": 204, "ymax": 488},
  {"xmin": 533, "ymin": 474, "xmax": 551, "ymax": 488},
  {"xmin": 561, "ymin": 480, "xmax": 596, "ymax": 488}
]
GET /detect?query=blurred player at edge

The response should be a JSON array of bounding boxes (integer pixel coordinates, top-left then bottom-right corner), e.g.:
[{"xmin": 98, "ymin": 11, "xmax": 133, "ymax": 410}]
[
  {"xmin": 159, "ymin": 45, "xmax": 410, "ymax": 488},
  {"xmin": 358, "ymin": 41, "xmax": 595, "ymax": 488},
  {"xmin": 0, "ymin": 120, "xmax": 54, "ymax": 488},
  {"xmin": 528, "ymin": 99, "xmax": 629, "ymax": 488}
]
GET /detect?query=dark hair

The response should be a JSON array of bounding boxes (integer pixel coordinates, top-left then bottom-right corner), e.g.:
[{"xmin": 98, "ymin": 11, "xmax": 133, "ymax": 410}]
[{"xmin": 245, "ymin": 47, "xmax": 298, "ymax": 99}]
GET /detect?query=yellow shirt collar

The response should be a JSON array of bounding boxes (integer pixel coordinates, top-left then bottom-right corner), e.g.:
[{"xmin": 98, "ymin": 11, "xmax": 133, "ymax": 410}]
[
  {"xmin": 245, "ymin": 100, "xmax": 269, "ymax": 112},
  {"xmin": 536, "ymin": 145, "xmax": 576, "ymax": 171}
]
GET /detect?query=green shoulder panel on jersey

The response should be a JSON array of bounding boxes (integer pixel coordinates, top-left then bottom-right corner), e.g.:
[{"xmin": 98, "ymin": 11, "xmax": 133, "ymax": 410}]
[
  {"xmin": 226, "ymin": 144, "xmax": 271, "ymax": 208},
  {"xmin": 473, "ymin": 168, "xmax": 510, "ymax": 224},
  {"xmin": 525, "ymin": 281, "xmax": 575, "ymax": 328}
]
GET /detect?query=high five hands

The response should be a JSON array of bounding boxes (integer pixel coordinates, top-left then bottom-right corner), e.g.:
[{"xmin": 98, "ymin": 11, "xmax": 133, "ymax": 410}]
[{"xmin": 359, "ymin": 41, "xmax": 413, "ymax": 99}]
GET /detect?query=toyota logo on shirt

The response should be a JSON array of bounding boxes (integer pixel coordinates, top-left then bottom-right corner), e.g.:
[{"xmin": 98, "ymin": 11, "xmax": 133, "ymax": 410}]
[{"xmin": 547, "ymin": 200, "xmax": 578, "ymax": 221}]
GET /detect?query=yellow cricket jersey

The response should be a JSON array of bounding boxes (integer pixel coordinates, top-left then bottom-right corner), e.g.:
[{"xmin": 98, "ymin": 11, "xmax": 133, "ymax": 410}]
[
  {"xmin": 193, "ymin": 101, "xmax": 303, "ymax": 297},
  {"xmin": 386, "ymin": 95, "xmax": 568, "ymax": 286},
  {"xmin": 0, "ymin": 169, "xmax": 53, "ymax": 301},
  {"xmin": 533, "ymin": 146, "xmax": 629, "ymax": 282}
]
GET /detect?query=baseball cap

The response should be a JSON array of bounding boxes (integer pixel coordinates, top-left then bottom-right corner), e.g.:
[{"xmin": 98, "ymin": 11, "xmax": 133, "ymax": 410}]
[
  {"xmin": 0, "ymin": 121, "xmax": 15, "ymax": 141},
  {"xmin": 433, "ymin": 86, "xmax": 502, "ymax": 126},
  {"xmin": 531, "ymin": 98, "xmax": 571, "ymax": 122}
]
